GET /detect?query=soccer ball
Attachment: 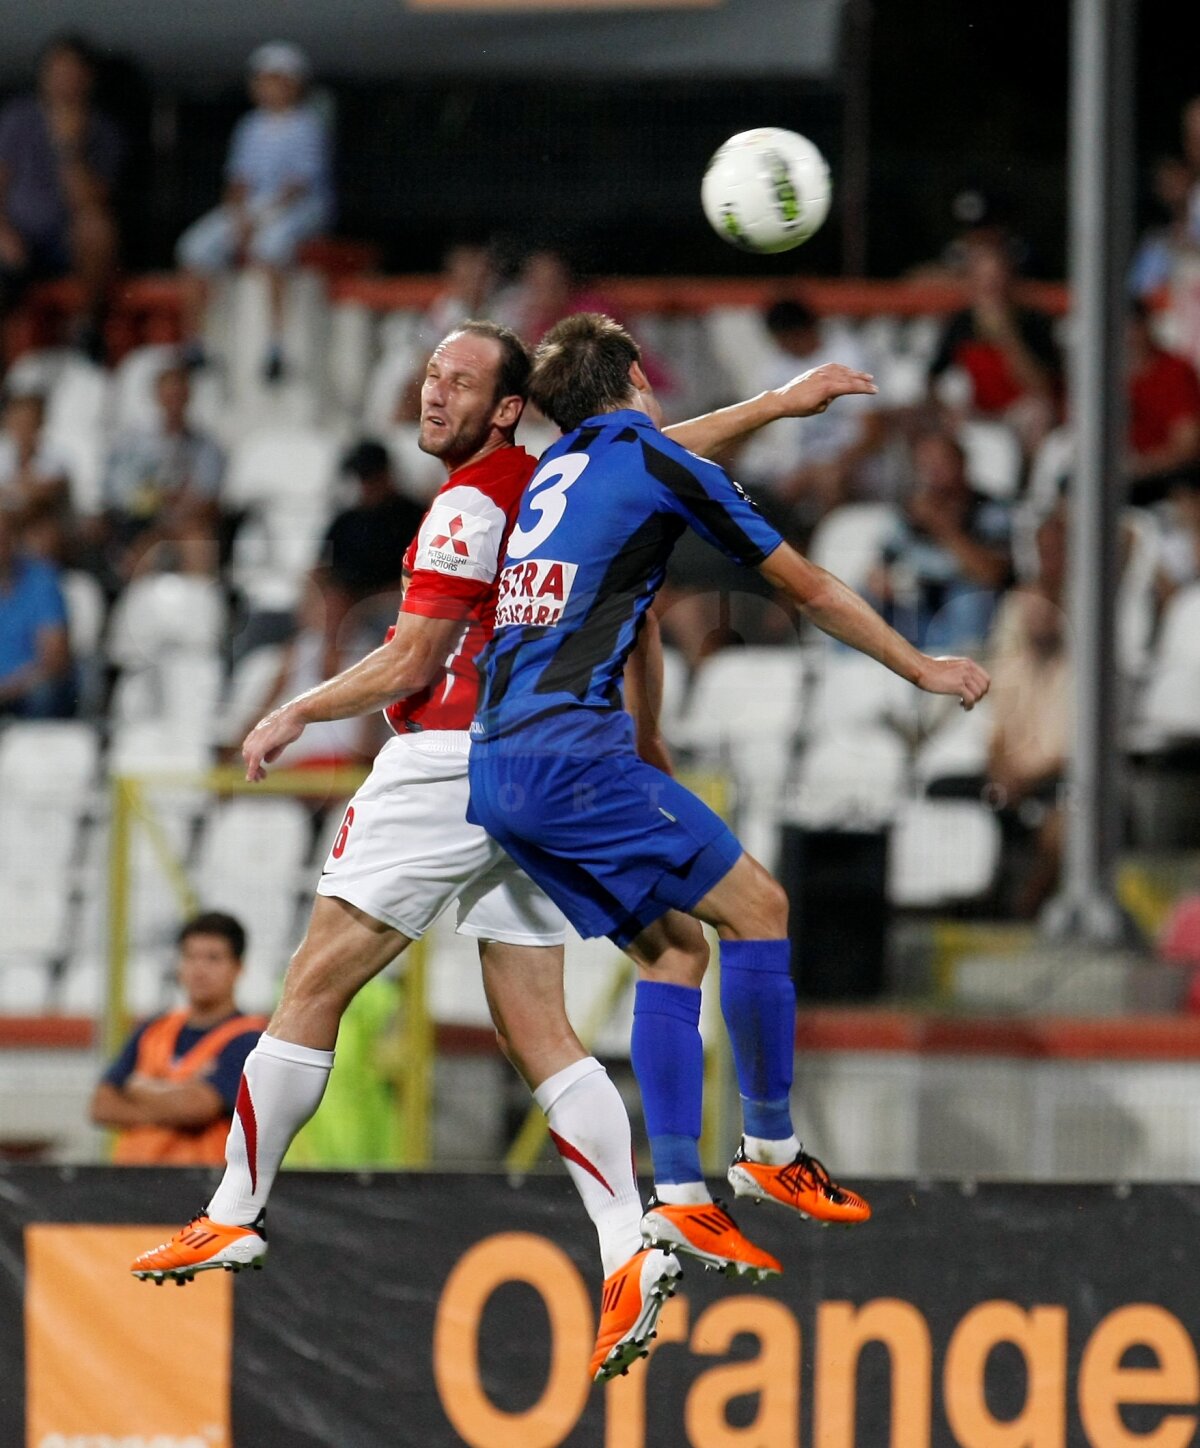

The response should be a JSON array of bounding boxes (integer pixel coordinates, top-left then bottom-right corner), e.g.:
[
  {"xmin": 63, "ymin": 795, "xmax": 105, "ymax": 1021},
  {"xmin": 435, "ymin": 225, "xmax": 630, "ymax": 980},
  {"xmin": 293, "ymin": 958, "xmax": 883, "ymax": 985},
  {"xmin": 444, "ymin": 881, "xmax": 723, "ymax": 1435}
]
[{"xmin": 701, "ymin": 128, "xmax": 832, "ymax": 254}]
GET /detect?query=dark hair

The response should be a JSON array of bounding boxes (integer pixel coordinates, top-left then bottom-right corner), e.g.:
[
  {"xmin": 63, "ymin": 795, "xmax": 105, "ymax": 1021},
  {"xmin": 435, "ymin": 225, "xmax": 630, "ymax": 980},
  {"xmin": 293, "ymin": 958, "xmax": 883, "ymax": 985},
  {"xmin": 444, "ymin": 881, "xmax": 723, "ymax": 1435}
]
[
  {"xmin": 765, "ymin": 299, "xmax": 818, "ymax": 336},
  {"xmin": 528, "ymin": 313, "xmax": 641, "ymax": 433},
  {"xmin": 179, "ymin": 911, "xmax": 246, "ymax": 961},
  {"xmin": 449, "ymin": 319, "xmax": 531, "ymax": 406},
  {"xmin": 341, "ymin": 438, "xmax": 391, "ymax": 480}
]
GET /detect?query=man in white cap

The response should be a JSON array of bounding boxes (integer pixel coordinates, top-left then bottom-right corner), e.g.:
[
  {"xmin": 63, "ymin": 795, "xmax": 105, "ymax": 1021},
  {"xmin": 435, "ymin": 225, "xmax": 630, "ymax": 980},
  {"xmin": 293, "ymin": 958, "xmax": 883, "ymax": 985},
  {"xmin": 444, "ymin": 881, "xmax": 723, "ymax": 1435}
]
[{"xmin": 175, "ymin": 41, "xmax": 333, "ymax": 382}]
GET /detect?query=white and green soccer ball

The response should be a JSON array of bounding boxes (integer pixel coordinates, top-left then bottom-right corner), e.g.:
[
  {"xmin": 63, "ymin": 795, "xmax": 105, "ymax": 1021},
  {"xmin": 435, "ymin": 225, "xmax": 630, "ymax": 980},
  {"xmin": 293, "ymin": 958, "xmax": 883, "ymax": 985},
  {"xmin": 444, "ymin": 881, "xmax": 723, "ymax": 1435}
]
[{"xmin": 701, "ymin": 128, "xmax": 832, "ymax": 254}]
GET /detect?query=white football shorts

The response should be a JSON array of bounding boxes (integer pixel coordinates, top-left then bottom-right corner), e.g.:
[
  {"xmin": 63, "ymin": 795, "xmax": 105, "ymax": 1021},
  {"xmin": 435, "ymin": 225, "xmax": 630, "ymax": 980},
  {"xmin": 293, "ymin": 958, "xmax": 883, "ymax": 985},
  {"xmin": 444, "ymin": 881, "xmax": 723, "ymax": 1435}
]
[{"xmin": 315, "ymin": 730, "xmax": 567, "ymax": 946}]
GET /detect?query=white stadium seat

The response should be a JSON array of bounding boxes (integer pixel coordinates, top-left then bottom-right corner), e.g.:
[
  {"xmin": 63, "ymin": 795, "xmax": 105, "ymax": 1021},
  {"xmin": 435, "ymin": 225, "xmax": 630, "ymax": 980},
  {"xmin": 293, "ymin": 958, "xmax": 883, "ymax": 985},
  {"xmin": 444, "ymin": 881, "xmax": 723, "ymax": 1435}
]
[
  {"xmin": 807, "ymin": 502, "xmax": 894, "ymax": 595},
  {"xmin": 44, "ymin": 356, "xmax": 110, "ymax": 435},
  {"xmin": 225, "ymin": 425, "xmax": 342, "ymax": 508},
  {"xmin": 958, "ymin": 419, "xmax": 1023, "ymax": 500},
  {"xmin": 675, "ymin": 646, "xmax": 803, "ymax": 749},
  {"xmin": 111, "ymin": 343, "xmax": 225, "ymax": 434},
  {"xmin": 912, "ymin": 700, "xmax": 993, "ymax": 789},
  {"xmin": 789, "ymin": 727, "xmax": 908, "ymax": 829},
  {"xmin": 888, "ymin": 798, "xmax": 1001, "ymax": 907},
  {"xmin": 1140, "ymin": 582, "xmax": 1200, "ymax": 740},
  {"xmin": 806, "ymin": 650, "xmax": 917, "ymax": 737},
  {"xmin": 0, "ymin": 720, "xmax": 100, "ymax": 796},
  {"xmin": 61, "ymin": 570, "xmax": 106, "ymax": 656},
  {"xmin": 106, "ymin": 574, "xmax": 227, "ymax": 667}
]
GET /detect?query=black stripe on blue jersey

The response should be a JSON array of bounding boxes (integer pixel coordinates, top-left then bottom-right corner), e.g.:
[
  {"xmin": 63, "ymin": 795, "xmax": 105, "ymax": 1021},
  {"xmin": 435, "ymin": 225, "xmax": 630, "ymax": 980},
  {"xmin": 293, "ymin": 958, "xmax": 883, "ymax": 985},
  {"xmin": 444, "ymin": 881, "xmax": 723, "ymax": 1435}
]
[
  {"xmin": 529, "ymin": 509, "xmax": 684, "ymax": 701},
  {"xmin": 640, "ymin": 439, "xmax": 775, "ymax": 567}
]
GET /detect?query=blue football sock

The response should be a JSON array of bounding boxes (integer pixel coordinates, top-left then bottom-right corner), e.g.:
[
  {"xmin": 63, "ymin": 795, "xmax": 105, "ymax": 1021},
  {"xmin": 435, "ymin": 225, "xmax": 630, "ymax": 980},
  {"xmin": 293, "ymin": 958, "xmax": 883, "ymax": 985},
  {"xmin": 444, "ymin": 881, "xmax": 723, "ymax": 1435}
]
[
  {"xmin": 720, "ymin": 938, "xmax": 796, "ymax": 1141},
  {"xmin": 631, "ymin": 980, "xmax": 704, "ymax": 1185}
]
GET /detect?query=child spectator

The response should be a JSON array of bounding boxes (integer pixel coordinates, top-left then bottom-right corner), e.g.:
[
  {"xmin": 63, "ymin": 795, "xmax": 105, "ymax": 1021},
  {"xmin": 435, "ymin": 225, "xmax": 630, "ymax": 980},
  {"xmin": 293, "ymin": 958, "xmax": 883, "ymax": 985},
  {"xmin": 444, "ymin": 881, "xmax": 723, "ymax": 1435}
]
[
  {"xmin": 0, "ymin": 509, "xmax": 74, "ymax": 718},
  {"xmin": 101, "ymin": 352, "xmax": 225, "ymax": 580},
  {"xmin": 0, "ymin": 34, "xmax": 122, "ymax": 359},
  {"xmin": 176, "ymin": 42, "xmax": 333, "ymax": 382}
]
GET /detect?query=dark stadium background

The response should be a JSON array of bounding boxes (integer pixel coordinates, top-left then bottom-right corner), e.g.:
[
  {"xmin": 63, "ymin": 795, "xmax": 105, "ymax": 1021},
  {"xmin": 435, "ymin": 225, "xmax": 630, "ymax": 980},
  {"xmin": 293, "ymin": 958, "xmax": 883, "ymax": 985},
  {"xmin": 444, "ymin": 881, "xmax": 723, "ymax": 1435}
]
[{"xmin": 49, "ymin": 0, "xmax": 1192, "ymax": 282}]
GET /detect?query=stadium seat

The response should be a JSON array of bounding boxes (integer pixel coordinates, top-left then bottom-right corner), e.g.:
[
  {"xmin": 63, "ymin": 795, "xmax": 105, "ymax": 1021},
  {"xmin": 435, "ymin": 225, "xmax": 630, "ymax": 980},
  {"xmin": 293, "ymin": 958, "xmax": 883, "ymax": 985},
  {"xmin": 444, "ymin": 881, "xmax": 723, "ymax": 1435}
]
[
  {"xmin": 912, "ymin": 699, "xmax": 993, "ymax": 789},
  {"xmin": 658, "ymin": 646, "xmax": 688, "ymax": 741},
  {"xmin": 0, "ymin": 720, "xmax": 100, "ymax": 795},
  {"xmin": 1117, "ymin": 507, "xmax": 1162, "ymax": 677},
  {"xmin": 382, "ymin": 423, "xmax": 453, "ymax": 501},
  {"xmin": 805, "ymin": 649, "xmax": 918, "ymax": 737},
  {"xmin": 874, "ymin": 352, "xmax": 929, "ymax": 408},
  {"xmin": 903, "ymin": 315, "xmax": 943, "ymax": 362},
  {"xmin": 789, "ymin": 726, "xmax": 908, "ymax": 829},
  {"xmin": 674, "ymin": 646, "xmax": 803, "ymax": 752},
  {"xmin": 704, "ymin": 307, "xmax": 774, "ymax": 398},
  {"xmin": 225, "ymin": 425, "xmax": 343, "ymax": 508},
  {"xmin": 807, "ymin": 502, "xmax": 894, "ymax": 595},
  {"xmin": 106, "ymin": 574, "xmax": 227, "ymax": 667},
  {"xmin": 888, "ymin": 798, "xmax": 1001, "ymax": 907},
  {"xmin": 61, "ymin": 570, "xmax": 106, "ymax": 657},
  {"xmin": 46, "ymin": 426, "xmax": 106, "ymax": 517},
  {"xmin": 958, "ymin": 419, "xmax": 1023, "ymax": 500},
  {"xmin": 44, "ymin": 355, "xmax": 110, "ymax": 436},
  {"xmin": 363, "ymin": 344, "xmax": 423, "ymax": 434},
  {"xmin": 1027, "ymin": 426, "xmax": 1074, "ymax": 513},
  {"xmin": 1140, "ymin": 582, "xmax": 1200, "ymax": 740},
  {"xmin": 0, "ymin": 877, "xmax": 73, "ymax": 960},
  {"xmin": 0, "ymin": 957, "xmax": 55, "ymax": 1012},
  {"xmin": 219, "ymin": 644, "xmax": 286, "ymax": 747},
  {"xmin": 327, "ymin": 299, "xmax": 374, "ymax": 418}
]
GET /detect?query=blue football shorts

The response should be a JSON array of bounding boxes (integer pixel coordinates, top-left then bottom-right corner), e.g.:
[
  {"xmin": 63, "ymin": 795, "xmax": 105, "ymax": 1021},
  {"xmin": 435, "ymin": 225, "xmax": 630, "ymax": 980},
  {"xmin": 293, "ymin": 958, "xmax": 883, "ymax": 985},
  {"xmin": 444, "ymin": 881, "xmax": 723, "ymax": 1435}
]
[{"xmin": 467, "ymin": 742, "xmax": 743, "ymax": 947}]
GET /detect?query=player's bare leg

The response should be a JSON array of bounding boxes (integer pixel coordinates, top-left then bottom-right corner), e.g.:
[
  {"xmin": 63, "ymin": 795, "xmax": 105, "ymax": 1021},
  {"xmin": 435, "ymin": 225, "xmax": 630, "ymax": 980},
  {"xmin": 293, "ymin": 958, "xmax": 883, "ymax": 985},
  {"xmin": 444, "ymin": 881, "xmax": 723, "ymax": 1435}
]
[
  {"xmin": 133, "ymin": 896, "xmax": 410, "ymax": 1283},
  {"xmin": 480, "ymin": 937, "xmax": 681, "ymax": 1381},
  {"xmin": 625, "ymin": 911, "xmax": 781, "ymax": 1282},
  {"xmin": 688, "ymin": 852, "xmax": 870, "ymax": 1226}
]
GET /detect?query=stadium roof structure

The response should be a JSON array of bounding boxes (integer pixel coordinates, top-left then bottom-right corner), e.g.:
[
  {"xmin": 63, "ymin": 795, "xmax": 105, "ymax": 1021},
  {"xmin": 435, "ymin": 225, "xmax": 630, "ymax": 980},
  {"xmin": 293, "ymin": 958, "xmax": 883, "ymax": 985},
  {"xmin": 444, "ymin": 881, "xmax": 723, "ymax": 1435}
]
[{"xmin": 0, "ymin": 0, "xmax": 846, "ymax": 86}]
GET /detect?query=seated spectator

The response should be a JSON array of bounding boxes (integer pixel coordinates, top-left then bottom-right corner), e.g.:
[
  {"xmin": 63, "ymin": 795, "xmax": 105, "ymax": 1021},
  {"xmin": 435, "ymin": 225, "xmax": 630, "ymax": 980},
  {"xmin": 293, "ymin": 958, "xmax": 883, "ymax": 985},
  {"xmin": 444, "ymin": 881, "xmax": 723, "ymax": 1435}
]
[
  {"xmin": 0, "ymin": 508, "xmax": 74, "ymax": 718},
  {"xmin": 867, "ymin": 428, "xmax": 1012, "ymax": 654},
  {"xmin": 928, "ymin": 230, "xmax": 1060, "ymax": 455},
  {"xmin": 176, "ymin": 42, "xmax": 333, "ymax": 382},
  {"xmin": 1155, "ymin": 474, "xmax": 1200, "ymax": 602},
  {"xmin": 90, "ymin": 912, "xmax": 267, "ymax": 1166},
  {"xmin": 1126, "ymin": 301, "xmax": 1200, "ymax": 504},
  {"xmin": 1129, "ymin": 157, "xmax": 1197, "ymax": 302},
  {"xmin": 735, "ymin": 298, "xmax": 887, "ymax": 528},
  {"xmin": 0, "ymin": 34, "xmax": 122, "ymax": 359},
  {"xmin": 0, "ymin": 385, "xmax": 72, "ymax": 561},
  {"xmin": 101, "ymin": 351, "xmax": 224, "ymax": 580},
  {"xmin": 317, "ymin": 439, "xmax": 423, "ymax": 650},
  {"xmin": 226, "ymin": 576, "xmax": 377, "ymax": 772},
  {"xmin": 986, "ymin": 506, "xmax": 1071, "ymax": 919},
  {"xmin": 393, "ymin": 243, "xmax": 498, "ymax": 424}
]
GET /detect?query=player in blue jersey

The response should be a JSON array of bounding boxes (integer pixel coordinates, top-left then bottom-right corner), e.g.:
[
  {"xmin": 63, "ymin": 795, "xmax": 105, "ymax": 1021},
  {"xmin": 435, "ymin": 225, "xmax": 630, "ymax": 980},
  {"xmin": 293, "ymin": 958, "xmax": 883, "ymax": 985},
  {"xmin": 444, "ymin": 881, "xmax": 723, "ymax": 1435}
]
[{"xmin": 470, "ymin": 313, "xmax": 990, "ymax": 1272}]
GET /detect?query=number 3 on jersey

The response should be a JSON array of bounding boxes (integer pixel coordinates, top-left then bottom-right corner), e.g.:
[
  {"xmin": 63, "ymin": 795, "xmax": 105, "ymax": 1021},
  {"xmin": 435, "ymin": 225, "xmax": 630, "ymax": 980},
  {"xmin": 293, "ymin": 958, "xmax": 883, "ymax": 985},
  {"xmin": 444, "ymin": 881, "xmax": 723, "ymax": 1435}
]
[{"xmin": 506, "ymin": 455, "xmax": 589, "ymax": 558}]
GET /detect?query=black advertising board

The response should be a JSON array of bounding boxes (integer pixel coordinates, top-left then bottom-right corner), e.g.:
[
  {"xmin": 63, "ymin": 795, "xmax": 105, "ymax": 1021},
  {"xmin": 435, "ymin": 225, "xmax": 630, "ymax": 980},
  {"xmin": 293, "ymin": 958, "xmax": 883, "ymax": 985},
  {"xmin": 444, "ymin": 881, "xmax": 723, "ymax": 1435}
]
[{"xmin": 3, "ymin": 1167, "xmax": 1198, "ymax": 1446}]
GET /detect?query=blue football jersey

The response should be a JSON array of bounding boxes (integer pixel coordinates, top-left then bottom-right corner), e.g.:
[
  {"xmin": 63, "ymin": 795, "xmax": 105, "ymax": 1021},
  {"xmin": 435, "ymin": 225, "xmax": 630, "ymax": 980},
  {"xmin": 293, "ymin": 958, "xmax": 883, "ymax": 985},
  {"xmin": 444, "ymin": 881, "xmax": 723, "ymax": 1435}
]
[{"xmin": 472, "ymin": 408, "xmax": 782, "ymax": 747}]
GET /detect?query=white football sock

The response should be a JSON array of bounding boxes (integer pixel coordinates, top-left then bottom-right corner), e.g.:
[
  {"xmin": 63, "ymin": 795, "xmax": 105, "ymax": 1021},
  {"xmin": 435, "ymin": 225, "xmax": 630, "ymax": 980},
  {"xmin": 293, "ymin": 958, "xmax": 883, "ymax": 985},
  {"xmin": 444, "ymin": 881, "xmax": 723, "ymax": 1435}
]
[
  {"xmin": 653, "ymin": 1181, "xmax": 712, "ymax": 1206},
  {"xmin": 206, "ymin": 1033, "xmax": 334, "ymax": 1226},
  {"xmin": 535, "ymin": 1057, "xmax": 645, "ymax": 1276},
  {"xmin": 742, "ymin": 1132, "xmax": 801, "ymax": 1166}
]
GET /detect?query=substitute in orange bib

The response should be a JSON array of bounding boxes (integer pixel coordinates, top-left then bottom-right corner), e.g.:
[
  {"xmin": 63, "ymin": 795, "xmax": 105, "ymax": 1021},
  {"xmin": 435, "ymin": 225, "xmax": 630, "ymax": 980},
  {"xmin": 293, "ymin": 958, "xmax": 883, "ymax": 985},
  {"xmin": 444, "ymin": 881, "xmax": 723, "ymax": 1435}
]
[{"xmin": 91, "ymin": 912, "xmax": 266, "ymax": 1164}]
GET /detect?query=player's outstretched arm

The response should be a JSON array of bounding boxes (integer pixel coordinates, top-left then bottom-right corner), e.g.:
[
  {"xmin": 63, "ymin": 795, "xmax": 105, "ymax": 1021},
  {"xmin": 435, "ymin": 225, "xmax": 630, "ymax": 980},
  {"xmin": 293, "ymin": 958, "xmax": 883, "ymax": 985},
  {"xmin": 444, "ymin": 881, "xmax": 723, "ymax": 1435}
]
[
  {"xmin": 624, "ymin": 611, "xmax": 673, "ymax": 775},
  {"xmin": 241, "ymin": 612, "xmax": 465, "ymax": 780},
  {"xmin": 760, "ymin": 542, "xmax": 991, "ymax": 710},
  {"xmin": 663, "ymin": 363, "xmax": 877, "ymax": 460}
]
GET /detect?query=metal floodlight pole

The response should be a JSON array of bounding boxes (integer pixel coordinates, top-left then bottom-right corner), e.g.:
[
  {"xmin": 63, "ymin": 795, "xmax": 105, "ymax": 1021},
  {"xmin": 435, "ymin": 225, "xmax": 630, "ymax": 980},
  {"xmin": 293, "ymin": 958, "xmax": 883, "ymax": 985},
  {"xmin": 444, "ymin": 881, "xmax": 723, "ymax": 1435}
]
[{"xmin": 1045, "ymin": 0, "xmax": 1135, "ymax": 944}]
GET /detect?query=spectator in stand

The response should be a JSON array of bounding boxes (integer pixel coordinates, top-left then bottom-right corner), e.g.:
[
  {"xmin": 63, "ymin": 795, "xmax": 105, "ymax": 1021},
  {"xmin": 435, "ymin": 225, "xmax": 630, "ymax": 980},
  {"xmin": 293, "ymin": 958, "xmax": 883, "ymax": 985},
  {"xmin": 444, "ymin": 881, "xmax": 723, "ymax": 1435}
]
[
  {"xmin": 986, "ymin": 505, "xmax": 1071, "ymax": 919},
  {"xmin": 1130, "ymin": 157, "xmax": 1197, "ymax": 302},
  {"xmin": 224, "ymin": 576, "xmax": 377, "ymax": 773},
  {"xmin": 0, "ymin": 386, "xmax": 72, "ymax": 562},
  {"xmin": 867, "ymin": 428, "xmax": 1012, "ymax": 654},
  {"xmin": 1155, "ymin": 474, "xmax": 1200, "ymax": 604},
  {"xmin": 90, "ymin": 913, "xmax": 267, "ymax": 1166},
  {"xmin": 928, "ymin": 230, "xmax": 1060, "ymax": 456},
  {"xmin": 1126, "ymin": 300, "xmax": 1200, "ymax": 505},
  {"xmin": 0, "ymin": 34, "xmax": 122, "ymax": 359},
  {"xmin": 176, "ymin": 42, "xmax": 333, "ymax": 383},
  {"xmin": 393, "ymin": 243, "xmax": 498, "ymax": 424},
  {"xmin": 735, "ymin": 299, "xmax": 888, "ymax": 528},
  {"xmin": 316, "ymin": 439, "xmax": 424, "ymax": 651},
  {"xmin": 0, "ymin": 508, "xmax": 74, "ymax": 718},
  {"xmin": 101, "ymin": 351, "xmax": 224, "ymax": 581}
]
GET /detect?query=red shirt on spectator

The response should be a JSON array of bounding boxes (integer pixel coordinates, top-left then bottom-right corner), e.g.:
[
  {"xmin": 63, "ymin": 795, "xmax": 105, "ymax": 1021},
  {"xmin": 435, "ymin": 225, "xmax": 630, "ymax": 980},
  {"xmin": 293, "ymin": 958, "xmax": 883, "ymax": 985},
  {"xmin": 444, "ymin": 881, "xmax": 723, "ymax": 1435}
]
[{"xmin": 1129, "ymin": 347, "xmax": 1200, "ymax": 457}]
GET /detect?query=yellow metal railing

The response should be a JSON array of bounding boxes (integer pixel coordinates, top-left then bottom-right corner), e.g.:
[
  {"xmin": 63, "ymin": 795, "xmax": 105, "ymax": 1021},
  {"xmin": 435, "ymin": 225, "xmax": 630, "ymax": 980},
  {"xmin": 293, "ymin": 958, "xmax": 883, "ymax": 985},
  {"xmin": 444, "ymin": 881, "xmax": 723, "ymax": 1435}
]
[{"xmin": 105, "ymin": 767, "xmax": 434, "ymax": 1167}]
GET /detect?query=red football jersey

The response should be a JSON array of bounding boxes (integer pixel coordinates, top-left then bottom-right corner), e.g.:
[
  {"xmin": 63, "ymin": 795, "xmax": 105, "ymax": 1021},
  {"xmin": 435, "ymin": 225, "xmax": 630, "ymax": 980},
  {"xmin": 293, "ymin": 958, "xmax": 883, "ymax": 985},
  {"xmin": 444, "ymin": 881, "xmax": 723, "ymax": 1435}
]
[{"xmin": 385, "ymin": 444, "xmax": 537, "ymax": 734}]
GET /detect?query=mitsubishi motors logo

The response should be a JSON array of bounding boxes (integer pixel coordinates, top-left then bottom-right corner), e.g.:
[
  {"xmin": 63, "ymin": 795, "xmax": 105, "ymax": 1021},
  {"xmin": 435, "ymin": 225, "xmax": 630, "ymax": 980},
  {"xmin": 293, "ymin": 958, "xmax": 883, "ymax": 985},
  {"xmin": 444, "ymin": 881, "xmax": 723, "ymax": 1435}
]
[{"xmin": 430, "ymin": 515, "xmax": 470, "ymax": 556}]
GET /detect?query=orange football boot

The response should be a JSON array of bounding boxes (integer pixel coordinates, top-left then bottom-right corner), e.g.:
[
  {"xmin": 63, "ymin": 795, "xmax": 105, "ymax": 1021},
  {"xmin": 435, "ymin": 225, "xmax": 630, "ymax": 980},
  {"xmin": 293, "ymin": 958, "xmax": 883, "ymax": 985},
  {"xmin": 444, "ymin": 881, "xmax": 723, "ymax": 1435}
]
[
  {"xmin": 640, "ymin": 1197, "xmax": 781, "ymax": 1281},
  {"xmin": 590, "ymin": 1247, "xmax": 682, "ymax": 1382},
  {"xmin": 727, "ymin": 1143, "xmax": 871, "ymax": 1224},
  {"xmin": 131, "ymin": 1210, "xmax": 267, "ymax": 1284}
]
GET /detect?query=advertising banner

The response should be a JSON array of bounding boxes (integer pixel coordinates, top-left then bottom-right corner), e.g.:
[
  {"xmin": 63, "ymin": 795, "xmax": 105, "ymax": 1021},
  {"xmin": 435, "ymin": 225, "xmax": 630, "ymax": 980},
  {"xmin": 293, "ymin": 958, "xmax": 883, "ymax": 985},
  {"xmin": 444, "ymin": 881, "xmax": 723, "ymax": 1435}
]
[{"xmin": 2, "ymin": 1168, "xmax": 1198, "ymax": 1446}]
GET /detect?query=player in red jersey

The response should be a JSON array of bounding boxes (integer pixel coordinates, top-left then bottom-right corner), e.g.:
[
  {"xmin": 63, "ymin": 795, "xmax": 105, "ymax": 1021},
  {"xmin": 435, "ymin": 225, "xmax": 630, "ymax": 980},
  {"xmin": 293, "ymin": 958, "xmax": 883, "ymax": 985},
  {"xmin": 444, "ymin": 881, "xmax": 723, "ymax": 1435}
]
[{"xmin": 132, "ymin": 318, "xmax": 875, "ymax": 1381}]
